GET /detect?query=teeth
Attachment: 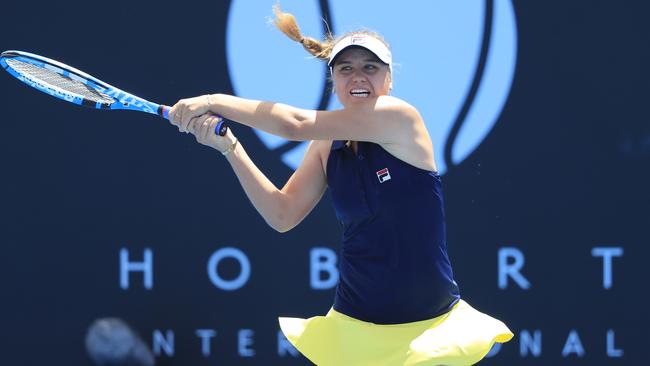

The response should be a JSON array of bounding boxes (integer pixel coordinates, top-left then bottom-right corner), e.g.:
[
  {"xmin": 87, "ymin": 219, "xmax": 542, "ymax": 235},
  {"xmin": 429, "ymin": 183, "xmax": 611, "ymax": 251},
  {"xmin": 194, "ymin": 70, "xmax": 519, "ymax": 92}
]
[{"xmin": 350, "ymin": 89, "xmax": 370, "ymax": 97}]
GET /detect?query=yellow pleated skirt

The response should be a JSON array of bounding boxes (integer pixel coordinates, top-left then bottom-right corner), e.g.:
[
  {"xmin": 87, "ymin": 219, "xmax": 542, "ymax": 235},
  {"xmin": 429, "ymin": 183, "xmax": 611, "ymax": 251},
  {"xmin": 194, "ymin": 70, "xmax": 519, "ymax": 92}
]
[{"xmin": 279, "ymin": 299, "xmax": 513, "ymax": 366}]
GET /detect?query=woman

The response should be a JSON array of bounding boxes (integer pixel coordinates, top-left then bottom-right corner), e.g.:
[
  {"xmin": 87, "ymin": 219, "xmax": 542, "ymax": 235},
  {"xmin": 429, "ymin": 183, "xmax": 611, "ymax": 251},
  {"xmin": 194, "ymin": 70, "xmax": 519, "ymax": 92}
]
[{"xmin": 168, "ymin": 5, "xmax": 513, "ymax": 365}]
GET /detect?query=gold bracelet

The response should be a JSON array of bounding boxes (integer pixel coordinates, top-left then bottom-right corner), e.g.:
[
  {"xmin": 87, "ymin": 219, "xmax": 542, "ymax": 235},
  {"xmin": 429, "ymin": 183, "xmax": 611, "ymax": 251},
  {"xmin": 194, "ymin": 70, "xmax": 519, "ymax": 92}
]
[{"xmin": 221, "ymin": 137, "xmax": 238, "ymax": 156}]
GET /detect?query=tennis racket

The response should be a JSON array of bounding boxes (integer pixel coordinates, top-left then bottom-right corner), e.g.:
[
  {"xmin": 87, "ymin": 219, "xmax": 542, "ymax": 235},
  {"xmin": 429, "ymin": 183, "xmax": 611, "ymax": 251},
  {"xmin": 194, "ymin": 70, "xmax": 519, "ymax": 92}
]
[{"xmin": 0, "ymin": 50, "xmax": 228, "ymax": 136}]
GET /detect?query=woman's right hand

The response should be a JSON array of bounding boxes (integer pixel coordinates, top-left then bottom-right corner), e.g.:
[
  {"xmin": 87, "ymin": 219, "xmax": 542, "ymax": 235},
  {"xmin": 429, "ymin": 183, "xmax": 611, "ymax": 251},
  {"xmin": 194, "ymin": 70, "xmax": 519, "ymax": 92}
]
[{"xmin": 187, "ymin": 113, "xmax": 236, "ymax": 153}]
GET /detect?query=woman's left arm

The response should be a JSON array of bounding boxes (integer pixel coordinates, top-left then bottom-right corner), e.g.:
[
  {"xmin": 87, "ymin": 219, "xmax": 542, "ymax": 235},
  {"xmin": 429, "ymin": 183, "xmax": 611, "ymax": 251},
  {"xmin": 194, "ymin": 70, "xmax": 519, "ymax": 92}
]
[{"xmin": 168, "ymin": 93, "xmax": 421, "ymax": 145}]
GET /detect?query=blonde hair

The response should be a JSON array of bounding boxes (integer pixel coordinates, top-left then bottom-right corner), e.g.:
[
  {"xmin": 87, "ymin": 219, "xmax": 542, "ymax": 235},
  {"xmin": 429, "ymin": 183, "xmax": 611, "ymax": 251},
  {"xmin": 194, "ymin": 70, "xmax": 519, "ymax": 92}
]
[{"xmin": 272, "ymin": 4, "xmax": 390, "ymax": 63}]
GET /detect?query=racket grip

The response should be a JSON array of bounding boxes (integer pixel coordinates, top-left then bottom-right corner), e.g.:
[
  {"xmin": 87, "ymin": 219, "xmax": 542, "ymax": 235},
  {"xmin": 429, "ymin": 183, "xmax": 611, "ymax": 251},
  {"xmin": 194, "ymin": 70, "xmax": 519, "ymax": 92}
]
[{"xmin": 159, "ymin": 105, "xmax": 228, "ymax": 136}]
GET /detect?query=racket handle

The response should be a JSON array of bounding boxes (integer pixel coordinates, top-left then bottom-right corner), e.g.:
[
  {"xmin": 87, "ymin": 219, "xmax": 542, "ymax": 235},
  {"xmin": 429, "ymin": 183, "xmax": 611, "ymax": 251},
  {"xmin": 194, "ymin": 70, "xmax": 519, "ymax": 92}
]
[{"xmin": 159, "ymin": 105, "xmax": 228, "ymax": 136}]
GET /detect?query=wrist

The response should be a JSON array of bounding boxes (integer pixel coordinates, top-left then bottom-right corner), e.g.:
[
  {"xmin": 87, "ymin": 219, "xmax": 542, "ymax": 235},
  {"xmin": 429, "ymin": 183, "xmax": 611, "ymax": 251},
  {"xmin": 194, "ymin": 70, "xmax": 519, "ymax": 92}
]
[
  {"xmin": 221, "ymin": 135, "xmax": 239, "ymax": 156},
  {"xmin": 206, "ymin": 93, "xmax": 225, "ymax": 112},
  {"xmin": 206, "ymin": 93, "xmax": 215, "ymax": 113}
]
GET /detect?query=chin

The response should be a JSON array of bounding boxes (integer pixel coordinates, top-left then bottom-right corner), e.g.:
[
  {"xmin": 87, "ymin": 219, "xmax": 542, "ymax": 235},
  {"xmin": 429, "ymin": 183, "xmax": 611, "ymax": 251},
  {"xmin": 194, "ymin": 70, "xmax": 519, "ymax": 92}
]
[{"xmin": 348, "ymin": 95, "xmax": 376, "ymax": 104}]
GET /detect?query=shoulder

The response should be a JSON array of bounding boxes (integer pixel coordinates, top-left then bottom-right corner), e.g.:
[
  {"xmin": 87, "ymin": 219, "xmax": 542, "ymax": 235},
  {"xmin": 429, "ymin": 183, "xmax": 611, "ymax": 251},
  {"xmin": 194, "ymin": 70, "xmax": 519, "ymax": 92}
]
[
  {"xmin": 375, "ymin": 96, "xmax": 419, "ymax": 115},
  {"xmin": 373, "ymin": 96, "xmax": 424, "ymax": 139},
  {"xmin": 373, "ymin": 96, "xmax": 422, "ymax": 128},
  {"xmin": 374, "ymin": 98, "xmax": 436, "ymax": 171}
]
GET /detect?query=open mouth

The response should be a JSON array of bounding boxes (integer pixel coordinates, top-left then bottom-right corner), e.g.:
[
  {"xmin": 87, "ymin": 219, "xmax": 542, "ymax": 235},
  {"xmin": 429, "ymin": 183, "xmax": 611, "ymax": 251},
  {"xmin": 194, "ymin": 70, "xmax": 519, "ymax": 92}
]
[{"xmin": 350, "ymin": 89, "xmax": 371, "ymax": 98}]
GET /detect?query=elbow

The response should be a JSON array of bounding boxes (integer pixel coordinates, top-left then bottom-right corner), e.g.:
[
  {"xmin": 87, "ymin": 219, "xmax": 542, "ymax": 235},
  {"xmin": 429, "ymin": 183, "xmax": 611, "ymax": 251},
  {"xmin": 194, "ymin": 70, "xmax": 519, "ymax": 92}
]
[
  {"xmin": 273, "ymin": 225, "xmax": 291, "ymax": 233},
  {"xmin": 265, "ymin": 189, "xmax": 301, "ymax": 232},
  {"xmin": 272, "ymin": 212, "xmax": 303, "ymax": 232},
  {"xmin": 277, "ymin": 106, "xmax": 309, "ymax": 141},
  {"xmin": 265, "ymin": 203, "xmax": 295, "ymax": 233},
  {"xmin": 269, "ymin": 219, "xmax": 294, "ymax": 233},
  {"xmin": 280, "ymin": 118, "xmax": 301, "ymax": 141}
]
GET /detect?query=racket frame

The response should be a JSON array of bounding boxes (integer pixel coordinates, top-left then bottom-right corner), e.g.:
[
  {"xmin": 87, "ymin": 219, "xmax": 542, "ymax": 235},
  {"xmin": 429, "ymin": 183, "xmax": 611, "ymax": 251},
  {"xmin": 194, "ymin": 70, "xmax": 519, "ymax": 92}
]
[
  {"xmin": 1, "ymin": 50, "xmax": 228, "ymax": 135},
  {"xmin": 0, "ymin": 50, "xmax": 167, "ymax": 117}
]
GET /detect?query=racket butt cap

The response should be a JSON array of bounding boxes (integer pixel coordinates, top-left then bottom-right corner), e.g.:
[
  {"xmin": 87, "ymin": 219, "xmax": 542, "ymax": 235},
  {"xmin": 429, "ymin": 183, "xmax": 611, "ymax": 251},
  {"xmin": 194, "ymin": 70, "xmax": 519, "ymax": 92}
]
[{"xmin": 216, "ymin": 120, "xmax": 228, "ymax": 136}]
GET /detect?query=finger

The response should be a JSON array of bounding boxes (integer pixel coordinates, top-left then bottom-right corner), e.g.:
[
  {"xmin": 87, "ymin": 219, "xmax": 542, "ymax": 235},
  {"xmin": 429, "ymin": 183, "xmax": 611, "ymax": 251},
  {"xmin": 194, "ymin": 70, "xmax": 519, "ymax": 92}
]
[
  {"xmin": 194, "ymin": 114, "xmax": 205, "ymax": 140},
  {"xmin": 200, "ymin": 115, "xmax": 214, "ymax": 141},
  {"xmin": 191, "ymin": 114, "xmax": 206, "ymax": 135},
  {"xmin": 168, "ymin": 104, "xmax": 178, "ymax": 126},
  {"xmin": 182, "ymin": 108, "xmax": 198, "ymax": 133},
  {"xmin": 197, "ymin": 114, "xmax": 212, "ymax": 142},
  {"xmin": 181, "ymin": 104, "xmax": 195, "ymax": 133},
  {"xmin": 192, "ymin": 114, "xmax": 205, "ymax": 136},
  {"xmin": 178, "ymin": 101, "xmax": 187, "ymax": 132},
  {"xmin": 187, "ymin": 115, "xmax": 200, "ymax": 135}
]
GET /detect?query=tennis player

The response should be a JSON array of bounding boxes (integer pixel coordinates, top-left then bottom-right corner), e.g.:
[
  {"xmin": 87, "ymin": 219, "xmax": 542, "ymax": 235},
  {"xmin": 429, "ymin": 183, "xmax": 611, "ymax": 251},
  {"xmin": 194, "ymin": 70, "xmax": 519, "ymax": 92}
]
[{"xmin": 168, "ymin": 5, "xmax": 513, "ymax": 365}]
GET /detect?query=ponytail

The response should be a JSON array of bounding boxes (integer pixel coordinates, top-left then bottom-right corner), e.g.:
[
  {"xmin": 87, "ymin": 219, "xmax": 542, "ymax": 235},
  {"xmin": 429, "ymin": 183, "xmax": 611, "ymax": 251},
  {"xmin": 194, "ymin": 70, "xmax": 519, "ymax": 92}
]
[
  {"xmin": 272, "ymin": 4, "xmax": 335, "ymax": 60},
  {"xmin": 272, "ymin": 4, "xmax": 391, "ymax": 65}
]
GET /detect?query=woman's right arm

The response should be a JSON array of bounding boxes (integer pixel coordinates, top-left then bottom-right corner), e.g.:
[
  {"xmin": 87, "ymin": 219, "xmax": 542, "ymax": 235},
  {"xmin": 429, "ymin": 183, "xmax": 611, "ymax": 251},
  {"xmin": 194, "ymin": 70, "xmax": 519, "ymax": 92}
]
[
  {"xmin": 210, "ymin": 125, "xmax": 328, "ymax": 233},
  {"xmin": 225, "ymin": 137, "xmax": 328, "ymax": 233}
]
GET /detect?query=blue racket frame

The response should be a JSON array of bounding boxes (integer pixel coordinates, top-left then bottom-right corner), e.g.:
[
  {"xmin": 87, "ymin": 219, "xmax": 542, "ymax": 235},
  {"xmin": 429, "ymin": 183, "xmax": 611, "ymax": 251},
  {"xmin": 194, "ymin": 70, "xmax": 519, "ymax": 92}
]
[{"xmin": 0, "ymin": 50, "xmax": 227, "ymax": 135}]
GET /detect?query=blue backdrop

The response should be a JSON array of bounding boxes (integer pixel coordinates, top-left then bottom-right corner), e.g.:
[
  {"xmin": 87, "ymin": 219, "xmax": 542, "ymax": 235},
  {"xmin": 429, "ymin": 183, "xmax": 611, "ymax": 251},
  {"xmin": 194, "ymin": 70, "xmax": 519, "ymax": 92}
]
[{"xmin": 0, "ymin": 0, "xmax": 648, "ymax": 365}]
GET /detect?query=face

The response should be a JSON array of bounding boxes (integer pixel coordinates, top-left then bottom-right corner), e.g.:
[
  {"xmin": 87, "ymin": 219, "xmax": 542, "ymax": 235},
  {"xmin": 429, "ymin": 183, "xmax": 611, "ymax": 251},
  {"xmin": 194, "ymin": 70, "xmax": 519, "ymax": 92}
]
[{"xmin": 331, "ymin": 47, "xmax": 392, "ymax": 107}]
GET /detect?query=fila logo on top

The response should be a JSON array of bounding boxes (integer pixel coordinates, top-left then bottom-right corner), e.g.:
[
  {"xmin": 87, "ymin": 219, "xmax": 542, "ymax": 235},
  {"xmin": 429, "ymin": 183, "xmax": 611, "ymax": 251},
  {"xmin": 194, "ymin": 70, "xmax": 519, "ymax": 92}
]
[
  {"xmin": 227, "ymin": 0, "xmax": 518, "ymax": 174},
  {"xmin": 376, "ymin": 168, "xmax": 391, "ymax": 183}
]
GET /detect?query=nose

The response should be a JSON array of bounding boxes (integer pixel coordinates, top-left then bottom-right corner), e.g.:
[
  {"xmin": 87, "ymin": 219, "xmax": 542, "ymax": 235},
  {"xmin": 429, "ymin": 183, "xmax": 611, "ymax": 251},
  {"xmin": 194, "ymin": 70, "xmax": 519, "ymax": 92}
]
[{"xmin": 351, "ymin": 70, "xmax": 367, "ymax": 83}]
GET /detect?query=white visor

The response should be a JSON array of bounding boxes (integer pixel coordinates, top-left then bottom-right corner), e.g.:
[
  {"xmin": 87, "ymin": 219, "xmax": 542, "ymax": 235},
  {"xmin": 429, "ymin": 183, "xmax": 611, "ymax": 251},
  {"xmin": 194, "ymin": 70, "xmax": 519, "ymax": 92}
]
[{"xmin": 327, "ymin": 34, "xmax": 393, "ymax": 74}]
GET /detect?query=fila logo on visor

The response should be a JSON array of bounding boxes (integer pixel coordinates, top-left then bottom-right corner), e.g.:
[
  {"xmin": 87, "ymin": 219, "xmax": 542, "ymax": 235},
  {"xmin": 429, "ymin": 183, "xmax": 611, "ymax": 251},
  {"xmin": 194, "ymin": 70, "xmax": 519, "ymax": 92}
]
[
  {"xmin": 376, "ymin": 168, "xmax": 391, "ymax": 183},
  {"xmin": 351, "ymin": 36, "xmax": 366, "ymax": 44}
]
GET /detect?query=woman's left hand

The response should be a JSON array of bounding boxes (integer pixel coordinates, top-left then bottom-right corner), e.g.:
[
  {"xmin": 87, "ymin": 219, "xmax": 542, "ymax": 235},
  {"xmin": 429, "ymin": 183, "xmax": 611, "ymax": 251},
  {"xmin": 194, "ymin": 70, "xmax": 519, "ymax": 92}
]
[
  {"xmin": 168, "ymin": 95, "xmax": 213, "ymax": 133},
  {"xmin": 188, "ymin": 113, "xmax": 232, "ymax": 152}
]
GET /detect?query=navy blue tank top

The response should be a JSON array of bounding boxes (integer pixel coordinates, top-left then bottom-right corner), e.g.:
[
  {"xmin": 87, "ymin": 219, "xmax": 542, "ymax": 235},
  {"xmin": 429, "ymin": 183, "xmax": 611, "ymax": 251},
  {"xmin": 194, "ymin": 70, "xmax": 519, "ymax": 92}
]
[{"xmin": 327, "ymin": 140, "xmax": 460, "ymax": 324}]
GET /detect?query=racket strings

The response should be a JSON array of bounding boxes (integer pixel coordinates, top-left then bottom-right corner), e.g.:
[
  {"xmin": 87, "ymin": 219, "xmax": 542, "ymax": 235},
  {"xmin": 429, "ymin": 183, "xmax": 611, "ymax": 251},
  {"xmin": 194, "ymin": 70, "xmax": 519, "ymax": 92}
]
[{"xmin": 6, "ymin": 58, "xmax": 114, "ymax": 104}]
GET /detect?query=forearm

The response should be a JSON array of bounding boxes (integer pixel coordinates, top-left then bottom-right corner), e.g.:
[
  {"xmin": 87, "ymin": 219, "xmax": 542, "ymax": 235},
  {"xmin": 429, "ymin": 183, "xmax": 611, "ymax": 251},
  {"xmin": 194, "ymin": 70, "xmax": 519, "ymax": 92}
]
[
  {"xmin": 222, "ymin": 138, "xmax": 290, "ymax": 232},
  {"xmin": 208, "ymin": 94, "xmax": 310, "ymax": 140}
]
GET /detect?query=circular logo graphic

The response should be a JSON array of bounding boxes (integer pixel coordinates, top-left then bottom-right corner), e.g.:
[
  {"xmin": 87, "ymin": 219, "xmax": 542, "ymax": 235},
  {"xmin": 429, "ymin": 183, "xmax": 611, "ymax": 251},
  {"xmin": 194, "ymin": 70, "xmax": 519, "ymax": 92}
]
[{"xmin": 227, "ymin": 0, "xmax": 517, "ymax": 174}]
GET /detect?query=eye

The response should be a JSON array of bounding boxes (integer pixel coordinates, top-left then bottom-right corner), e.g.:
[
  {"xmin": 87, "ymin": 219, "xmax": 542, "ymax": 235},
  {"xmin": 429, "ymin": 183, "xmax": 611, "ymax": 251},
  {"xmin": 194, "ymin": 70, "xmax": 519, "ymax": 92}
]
[
  {"xmin": 364, "ymin": 64, "xmax": 380, "ymax": 73},
  {"xmin": 340, "ymin": 66, "xmax": 352, "ymax": 72}
]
